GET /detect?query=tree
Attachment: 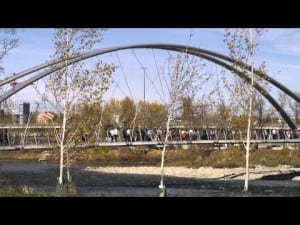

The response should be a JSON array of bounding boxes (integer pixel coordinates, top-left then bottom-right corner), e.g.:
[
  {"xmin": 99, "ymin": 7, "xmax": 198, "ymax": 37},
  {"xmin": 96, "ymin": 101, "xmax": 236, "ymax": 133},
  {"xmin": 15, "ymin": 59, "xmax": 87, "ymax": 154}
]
[
  {"xmin": 224, "ymin": 28, "xmax": 267, "ymax": 192},
  {"xmin": 215, "ymin": 102, "xmax": 231, "ymax": 131},
  {"xmin": 0, "ymin": 29, "xmax": 19, "ymax": 75},
  {"xmin": 71, "ymin": 102, "xmax": 104, "ymax": 144},
  {"xmin": 101, "ymin": 97, "xmax": 167, "ymax": 142},
  {"xmin": 145, "ymin": 101, "xmax": 167, "ymax": 129},
  {"xmin": 252, "ymin": 95, "xmax": 268, "ymax": 129},
  {"xmin": 0, "ymin": 29, "xmax": 19, "ymax": 118},
  {"xmin": 278, "ymin": 91, "xmax": 288, "ymax": 110},
  {"xmin": 158, "ymin": 51, "xmax": 207, "ymax": 196},
  {"xmin": 43, "ymin": 29, "xmax": 114, "ymax": 191},
  {"xmin": 135, "ymin": 100, "xmax": 167, "ymax": 129},
  {"xmin": 193, "ymin": 100, "xmax": 213, "ymax": 128},
  {"xmin": 181, "ymin": 96, "xmax": 194, "ymax": 127},
  {"xmin": 102, "ymin": 98, "xmax": 122, "ymax": 129},
  {"xmin": 287, "ymin": 92, "xmax": 300, "ymax": 124},
  {"xmin": 222, "ymin": 29, "xmax": 269, "ymax": 120},
  {"xmin": 119, "ymin": 96, "xmax": 136, "ymax": 128}
]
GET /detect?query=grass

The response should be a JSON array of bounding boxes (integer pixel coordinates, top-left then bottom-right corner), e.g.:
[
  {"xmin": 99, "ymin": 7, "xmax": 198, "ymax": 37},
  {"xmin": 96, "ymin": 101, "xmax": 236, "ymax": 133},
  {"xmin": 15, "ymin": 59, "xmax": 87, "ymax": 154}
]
[
  {"xmin": 0, "ymin": 186, "xmax": 49, "ymax": 197},
  {"xmin": 0, "ymin": 186, "xmax": 82, "ymax": 197},
  {"xmin": 1, "ymin": 145, "xmax": 300, "ymax": 168},
  {"xmin": 0, "ymin": 150, "xmax": 42, "ymax": 160},
  {"xmin": 0, "ymin": 172, "xmax": 51, "ymax": 197},
  {"xmin": 0, "ymin": 173, "xmax": 81, "ymax": 197}
]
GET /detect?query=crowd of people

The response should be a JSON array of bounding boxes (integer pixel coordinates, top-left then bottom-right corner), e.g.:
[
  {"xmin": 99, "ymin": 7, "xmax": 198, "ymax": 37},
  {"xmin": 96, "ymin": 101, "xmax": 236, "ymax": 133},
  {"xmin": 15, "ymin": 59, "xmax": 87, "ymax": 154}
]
[
  {"xmin": 1, "ymin": 126, "xmax": 300, "ymax": 146},
  {"xmin": 103, "ymin": 126, "xmax": 300, "ymax": 143}
]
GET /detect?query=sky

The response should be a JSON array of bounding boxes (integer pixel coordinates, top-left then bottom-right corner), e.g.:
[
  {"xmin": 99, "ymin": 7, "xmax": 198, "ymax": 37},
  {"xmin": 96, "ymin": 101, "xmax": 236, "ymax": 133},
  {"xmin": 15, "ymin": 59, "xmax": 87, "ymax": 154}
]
[{"xmin": 1, "ymin": 28, "xmax": 300, "ymax": 112}]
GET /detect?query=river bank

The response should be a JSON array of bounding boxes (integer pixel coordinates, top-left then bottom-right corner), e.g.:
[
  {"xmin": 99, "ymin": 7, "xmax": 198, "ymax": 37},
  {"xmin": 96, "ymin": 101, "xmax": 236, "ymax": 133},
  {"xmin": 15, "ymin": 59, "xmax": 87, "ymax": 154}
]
[
  {"xmin": 1, "ymin": 147, "xmax": 300, "ymax": 169},
  {"xmin": 85, "ymin": 165, "xmax": 300, "ymax": 182},
  {"xmin": 1, "ymin": 145, "xmax": 300, "ymax": 196},
  {"xmin": 1, "ymin": 160, "xmax": 300, "ymax": 196}
]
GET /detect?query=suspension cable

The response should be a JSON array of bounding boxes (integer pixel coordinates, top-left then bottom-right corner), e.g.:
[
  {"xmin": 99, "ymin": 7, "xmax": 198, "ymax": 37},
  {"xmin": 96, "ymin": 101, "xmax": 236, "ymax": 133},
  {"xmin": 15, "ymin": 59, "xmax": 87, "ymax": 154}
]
[
  {"xmin": 131, "ymin": 49, "xmax": 167, "ymax": 105},
  {"xmin": 109, "ymin": 78, "xmax": 121, "ymax": 98},
  {"xmin": 94, "ymin": 55, "xmax": 128, "ymax": 99},
  {"xmin": 162, "ymin": 51, "xmax": 172, "ymax": 99},
  {"xmin": 152, "ymin": 49, "xmax": 166, "ymax": 102},
  {"xmin": 115, "ymin": 51, "xmax": 134, "ymax": 99},
  {"xmin": 32, "ymin": 79, "xmax": 59, "ymax": 112}
]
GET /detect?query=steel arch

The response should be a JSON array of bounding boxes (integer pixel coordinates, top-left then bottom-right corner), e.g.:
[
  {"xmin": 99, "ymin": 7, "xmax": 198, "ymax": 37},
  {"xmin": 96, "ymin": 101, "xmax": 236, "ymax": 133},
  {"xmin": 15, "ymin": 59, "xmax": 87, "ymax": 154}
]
[{"xmin": 0, "ymin": 43, "xmax": 297, "ymax": 129}]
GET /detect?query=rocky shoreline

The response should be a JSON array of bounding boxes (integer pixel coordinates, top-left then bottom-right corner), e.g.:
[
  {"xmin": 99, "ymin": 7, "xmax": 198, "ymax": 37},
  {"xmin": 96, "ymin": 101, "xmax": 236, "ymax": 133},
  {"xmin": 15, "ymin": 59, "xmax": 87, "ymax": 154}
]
[
  {"xmin": 2, "ymin": 160, "xmax": 300, "ymax": 196},
  {"xmin": 85, "ymin": 165, "xmax": 300, "ymax": 181}
]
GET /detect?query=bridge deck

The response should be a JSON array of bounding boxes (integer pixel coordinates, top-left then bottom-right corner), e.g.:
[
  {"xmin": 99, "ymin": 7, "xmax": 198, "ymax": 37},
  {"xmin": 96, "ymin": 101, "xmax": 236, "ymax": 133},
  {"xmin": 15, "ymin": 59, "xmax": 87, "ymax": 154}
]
[
  {"xmin": 0, "ymin": 125, "xmax": 61, "ymax": 129},
  {"xmin": 0, "ymin": 139, "xmax": 300, "ymax": 151}
]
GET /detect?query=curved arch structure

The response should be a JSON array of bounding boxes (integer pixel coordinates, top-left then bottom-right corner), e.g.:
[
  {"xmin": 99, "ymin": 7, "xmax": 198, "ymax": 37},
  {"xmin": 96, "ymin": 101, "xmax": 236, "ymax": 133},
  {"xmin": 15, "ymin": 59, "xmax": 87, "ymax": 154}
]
[{"xmin": 0, "ymin": 44, "xmax": 297, "ymax": 129}]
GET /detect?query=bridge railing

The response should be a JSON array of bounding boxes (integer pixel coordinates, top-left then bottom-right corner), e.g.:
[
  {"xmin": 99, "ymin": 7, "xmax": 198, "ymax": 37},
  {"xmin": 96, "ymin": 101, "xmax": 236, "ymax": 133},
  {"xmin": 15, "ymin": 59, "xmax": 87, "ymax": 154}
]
[{"xmin": 1, "ymin": 126, "xmax": 300, "ymax": 148}]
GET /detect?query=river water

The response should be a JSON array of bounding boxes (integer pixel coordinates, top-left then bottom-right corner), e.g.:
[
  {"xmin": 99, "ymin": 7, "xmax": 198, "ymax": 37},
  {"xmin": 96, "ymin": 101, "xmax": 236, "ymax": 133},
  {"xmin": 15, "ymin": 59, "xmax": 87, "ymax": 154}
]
[{"xmin": 1, "ymin": 160, "xmax": 300, "ymax": 197}]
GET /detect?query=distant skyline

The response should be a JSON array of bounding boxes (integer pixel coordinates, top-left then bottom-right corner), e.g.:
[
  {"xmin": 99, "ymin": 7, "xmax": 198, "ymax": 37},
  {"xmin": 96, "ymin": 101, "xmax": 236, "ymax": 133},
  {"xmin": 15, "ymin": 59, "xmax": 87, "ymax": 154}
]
[{"xmin": 1, "ymin": 28, "xmax": 300, "ymax": 111}]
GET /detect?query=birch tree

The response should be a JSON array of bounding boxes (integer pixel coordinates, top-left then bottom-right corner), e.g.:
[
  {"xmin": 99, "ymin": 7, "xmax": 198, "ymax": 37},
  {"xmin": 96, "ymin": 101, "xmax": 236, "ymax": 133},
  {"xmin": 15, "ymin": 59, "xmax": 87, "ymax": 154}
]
[
  {"xmin": 253, "ymin": 95, "xmax": 268, "ymax": 129},
  {"xmin": 0, "ymin": 29, "xmax": 19, "ymax": 118},
  {"xmin": 224, "ymin": 28, "xmax": 267, "ymax": 192},
  {"xmin": 43, "ymin": 29, "xmax": 113, "ymax": 192},
  {"xmin": 158, "ymin": 51, "xmax": 209, "ymax": 196}
]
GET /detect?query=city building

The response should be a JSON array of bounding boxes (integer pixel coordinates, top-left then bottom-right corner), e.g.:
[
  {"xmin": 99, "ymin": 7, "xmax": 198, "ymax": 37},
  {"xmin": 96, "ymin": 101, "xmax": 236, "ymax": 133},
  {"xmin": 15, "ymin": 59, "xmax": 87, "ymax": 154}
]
[{"xmin": 19, "ymin": 102, "xmax": 30, "ymax": 125}]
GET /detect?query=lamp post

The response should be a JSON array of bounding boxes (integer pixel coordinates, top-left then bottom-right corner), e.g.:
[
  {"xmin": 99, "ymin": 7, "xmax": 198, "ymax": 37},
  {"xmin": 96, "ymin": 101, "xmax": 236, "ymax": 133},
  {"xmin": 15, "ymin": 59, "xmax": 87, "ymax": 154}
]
[{"xmin": 141, "ymin": 66, "xmax": 146, "ymax": 103}]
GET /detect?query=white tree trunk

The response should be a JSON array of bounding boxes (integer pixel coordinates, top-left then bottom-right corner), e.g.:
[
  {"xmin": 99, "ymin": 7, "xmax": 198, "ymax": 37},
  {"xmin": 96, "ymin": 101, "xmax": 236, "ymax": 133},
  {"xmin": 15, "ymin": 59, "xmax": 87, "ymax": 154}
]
[
  {"xmin": 59, "ymin": 107, "xmax": 67, "ymax": 185},
  {"xmin": 244, "ymin": 29, "xmax": 254, "ymax": 192},
  {"xmin": 66, "ymin": 148, "xmax": 71, "ymax": 182},
  {"xmin": 159, "ymin": 114, "xmax": 171, "ymax": 189}
]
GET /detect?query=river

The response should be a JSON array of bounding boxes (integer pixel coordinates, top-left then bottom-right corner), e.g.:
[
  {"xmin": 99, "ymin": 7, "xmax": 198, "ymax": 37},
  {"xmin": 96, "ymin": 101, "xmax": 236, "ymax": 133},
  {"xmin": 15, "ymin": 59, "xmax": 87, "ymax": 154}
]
[{"xmin": 1, "ymin": 160, "xmax": 300, "ymax": 196}]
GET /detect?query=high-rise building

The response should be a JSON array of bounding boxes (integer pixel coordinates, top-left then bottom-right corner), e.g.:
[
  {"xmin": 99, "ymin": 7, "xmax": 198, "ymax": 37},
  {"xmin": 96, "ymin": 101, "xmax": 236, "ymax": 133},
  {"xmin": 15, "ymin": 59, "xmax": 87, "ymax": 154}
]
[{"xmin": 19, "ymin": 102, "xmax": 30, "ymax": 125}]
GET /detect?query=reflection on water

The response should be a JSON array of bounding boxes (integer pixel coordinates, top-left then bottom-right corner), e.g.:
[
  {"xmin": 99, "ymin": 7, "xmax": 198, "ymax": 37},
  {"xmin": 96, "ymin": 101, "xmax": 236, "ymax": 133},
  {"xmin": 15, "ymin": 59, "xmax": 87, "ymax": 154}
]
[{"xmin": 1, "ymin": 160, "xmax": 300, "ymax": 197}]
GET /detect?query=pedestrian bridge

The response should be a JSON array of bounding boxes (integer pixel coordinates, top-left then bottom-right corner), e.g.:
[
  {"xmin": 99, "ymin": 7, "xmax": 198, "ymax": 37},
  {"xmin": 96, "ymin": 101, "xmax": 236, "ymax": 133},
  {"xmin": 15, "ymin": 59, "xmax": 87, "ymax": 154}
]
[
  {"xmin": 1, "ymin": 43, "xmax": 300, "ymax": 152},
  {"xmin": 1, "ymin": 139, "xmax": 299, "ymax": 151}
]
